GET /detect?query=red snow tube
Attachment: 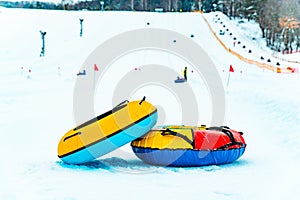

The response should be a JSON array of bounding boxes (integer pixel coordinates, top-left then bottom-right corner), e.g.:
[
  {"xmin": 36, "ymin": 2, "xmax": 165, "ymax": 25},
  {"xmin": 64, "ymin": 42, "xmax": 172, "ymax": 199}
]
[
  {"xmin": 131, "ymin": 126, "xmax": 246, "ymax": 167},
  {"xmin": 194, "ymin": 126, "xmax": 246, "ymax": 151}
]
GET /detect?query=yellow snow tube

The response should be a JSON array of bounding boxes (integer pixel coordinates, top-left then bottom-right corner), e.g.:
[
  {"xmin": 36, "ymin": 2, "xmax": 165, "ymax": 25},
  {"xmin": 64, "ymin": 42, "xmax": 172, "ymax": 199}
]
[
  {"xmin": 57, "ymin": 97, "xmax": 158, "ymax": 164},
  {"xmin": 131, "ymin": 125, "xmax": 207, "ymax": 149}
]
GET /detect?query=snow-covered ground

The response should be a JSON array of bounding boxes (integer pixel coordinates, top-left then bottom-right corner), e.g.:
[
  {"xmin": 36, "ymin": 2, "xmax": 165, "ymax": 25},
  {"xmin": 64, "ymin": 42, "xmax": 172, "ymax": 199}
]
[
  {"xmin": 0, "ymin": 8, "xmax": 300, "ymax": 200},
  {"xmin": 205, "ymin": 12, "xmax": 300, "ymax": 72}
]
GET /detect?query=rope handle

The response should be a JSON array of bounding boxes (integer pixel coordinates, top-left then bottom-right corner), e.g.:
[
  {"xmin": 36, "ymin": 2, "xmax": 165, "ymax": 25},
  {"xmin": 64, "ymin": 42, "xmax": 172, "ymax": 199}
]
[
  {"xmin": 115, "ymin": 96, "xmax": 146, "ymax": 108},
  {"xmin": 139, "ymin": 96, "xmax": 146, "ymax": 105},
  {"xmin": 217, "ymin": 141, "xmax": 246, "ymax": 150},
  {"xmin": 114, "ymin": 100, "xmax": 129, "ymax": 108},
  {"xmin": 63, "ymin": 132, "xmax": 82, "ymax": 142},
  {"xmin": 161, "ymin": 128, "xmax": 194, "ymax": 146},
  {"xmin": 207, "ymin": 126, "xmax": 246, "ymax": 150}
]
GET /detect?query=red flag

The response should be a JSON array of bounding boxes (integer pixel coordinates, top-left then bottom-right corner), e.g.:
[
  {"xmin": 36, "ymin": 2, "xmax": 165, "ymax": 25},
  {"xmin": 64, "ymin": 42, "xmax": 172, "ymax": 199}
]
[
  {"xmin": 229, "ymin": 65, "xmax": 234, "ymax": 72},
  {"xmin": 29, "ymin": 69, "xmax": 32, "ymax": 73},
  {"xmin": 94, "ymin": 64, "xmax": 99, "ymax": 71}
]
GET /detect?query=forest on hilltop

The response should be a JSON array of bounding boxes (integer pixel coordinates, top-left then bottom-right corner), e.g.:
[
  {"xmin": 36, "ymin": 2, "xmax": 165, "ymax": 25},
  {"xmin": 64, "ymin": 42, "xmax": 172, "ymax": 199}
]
[{"xmin": 1, "ymin": 0, "xmax": 299, "ymax": 52}]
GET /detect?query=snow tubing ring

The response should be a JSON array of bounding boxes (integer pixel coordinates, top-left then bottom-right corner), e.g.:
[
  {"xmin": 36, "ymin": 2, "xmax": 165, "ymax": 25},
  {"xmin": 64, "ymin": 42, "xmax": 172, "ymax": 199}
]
[
  {"xmin": 58, "ymin": 97, "xmax": 158, "ymax": 164},
  {"xmin": 131, "ymin": 125, "xmax": 246, "ymax": 167}
]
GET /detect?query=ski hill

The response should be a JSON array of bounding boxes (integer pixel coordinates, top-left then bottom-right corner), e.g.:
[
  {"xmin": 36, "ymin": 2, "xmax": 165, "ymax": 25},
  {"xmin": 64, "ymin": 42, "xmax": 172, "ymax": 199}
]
[{"xmin": 0, "ymin": 8, "xmax": 300, "ymax": 200}]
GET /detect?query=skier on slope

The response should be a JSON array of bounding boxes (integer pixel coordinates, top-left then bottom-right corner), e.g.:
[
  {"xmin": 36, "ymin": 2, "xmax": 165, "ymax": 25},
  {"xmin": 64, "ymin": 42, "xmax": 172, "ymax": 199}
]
[{"xmin": 183, "ymin": 67, "xmax": 187, "ymax": 82}]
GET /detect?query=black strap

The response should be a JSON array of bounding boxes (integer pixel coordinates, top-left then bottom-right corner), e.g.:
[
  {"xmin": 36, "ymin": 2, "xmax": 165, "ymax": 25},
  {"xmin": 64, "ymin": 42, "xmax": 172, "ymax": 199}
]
[
  {"xmin": 222, "ymin": 128, "xmax": 236, "ymax": 143},
  {"xmin": 207, "ymin": 126, "xmax": 246, "ymax": 150},
  {"xmin": 115, "ymin": 100, "xmax": 129, "ymax": 108},
  {"xmin": 161, "ymin": 128, "xmax": 194, "ymax": 147},
  {"xmin": 207, "ymin": 126, "xmax": 223, "ymax": 132},
  {"xmin": 63, "ymin": 132, "xmax": 81, "ymax": 142},
  {"xmin": 139, "ymin": 96, "xmax": 146, "ymax": 105},
  {"xmin": 221, "ymin": 125, "xmax": 230, "ymax": 129},
  {"xmin": 207, "ymin": 127, "xmax": 235, "ymax": 142},
  {"xmin": 217, "ymin": 141, "xmax": 246, "ymax": 150},
  {"xmin": 73, "ymin": 100, "xmax": 128, "ymax": 131}
]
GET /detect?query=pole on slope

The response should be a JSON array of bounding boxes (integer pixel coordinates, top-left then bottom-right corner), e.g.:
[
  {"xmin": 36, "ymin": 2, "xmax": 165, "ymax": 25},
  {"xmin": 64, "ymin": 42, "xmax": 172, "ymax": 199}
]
[
  {"xmin": 79, "ymin": 19, "xmax": 84, "ymax": 37},
  {"xmin": 227, "ymin": 65, "xmax": 234, "ymax": 87},
  {"xmin": 40, "ymin": 31, "xmax": 46, "ymax": 57},
  {"xmin": 93, "ymin": 64, "xmax": 99, "ymax": 90},
  {"xmin": 100, "ymin": 1, "xmax": 104, "ymax": 11}
]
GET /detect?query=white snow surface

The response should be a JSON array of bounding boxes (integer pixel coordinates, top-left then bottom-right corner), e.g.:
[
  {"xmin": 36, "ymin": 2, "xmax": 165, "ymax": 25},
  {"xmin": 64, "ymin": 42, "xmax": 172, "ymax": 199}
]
[{"xmin": 0, "ymin": 9, "xmax": 300, "ymax": 200}]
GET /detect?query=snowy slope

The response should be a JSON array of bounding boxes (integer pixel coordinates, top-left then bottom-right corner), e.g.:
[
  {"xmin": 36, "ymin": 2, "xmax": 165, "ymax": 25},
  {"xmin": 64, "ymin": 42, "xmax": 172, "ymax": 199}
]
[
  {"xmin": 204, "ymin": 12, "xmax": 300, "ymax": 71},
  {"xmin": 0, "ymin": 8, "xmax": 300, "ymax": 200}
]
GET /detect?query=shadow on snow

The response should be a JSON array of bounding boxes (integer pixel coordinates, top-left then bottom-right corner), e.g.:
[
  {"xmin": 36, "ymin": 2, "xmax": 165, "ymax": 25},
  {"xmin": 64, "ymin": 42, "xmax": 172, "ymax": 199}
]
[{"xmin": 56, "ymin": 157, "xmax": 250, "ymax": 173}]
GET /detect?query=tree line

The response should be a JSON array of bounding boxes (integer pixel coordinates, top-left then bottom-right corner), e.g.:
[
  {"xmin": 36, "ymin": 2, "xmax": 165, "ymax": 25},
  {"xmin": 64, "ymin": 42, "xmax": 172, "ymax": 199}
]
[
  {"xmin": 1, "ymin": 0, "xmax": 299, "ymax": 52},
  {"xmin": 256, "ymin": 0, "xmax": 300, "ymax": 53},
  {"xmin": 203, "ymin": 0, "xmax": 300, "ymax": 53}
]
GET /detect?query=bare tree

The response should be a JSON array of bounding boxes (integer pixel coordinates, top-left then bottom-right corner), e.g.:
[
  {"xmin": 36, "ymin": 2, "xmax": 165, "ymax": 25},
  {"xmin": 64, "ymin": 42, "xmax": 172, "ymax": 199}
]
[
  {"xmin": 173, "ymin": 0, "xmax": 179, "ymax": 11},
  {"xmin": 131, "ymin": 0, "xmax": 134, "ymax": 10},
  {"xmin": 167, "ymin": 0, "xmax": 172, "ymax": 11}
]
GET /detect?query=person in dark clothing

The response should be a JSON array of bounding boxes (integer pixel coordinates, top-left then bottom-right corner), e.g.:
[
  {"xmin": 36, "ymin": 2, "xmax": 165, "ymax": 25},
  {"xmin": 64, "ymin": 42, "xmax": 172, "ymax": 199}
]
[
  {"xmin": 183, "ymin": 67, "xmax": 187, "ymax": 81},
  {"xmin": 77, "ymin": 69, "xmax": 86, "ymax": 76}
]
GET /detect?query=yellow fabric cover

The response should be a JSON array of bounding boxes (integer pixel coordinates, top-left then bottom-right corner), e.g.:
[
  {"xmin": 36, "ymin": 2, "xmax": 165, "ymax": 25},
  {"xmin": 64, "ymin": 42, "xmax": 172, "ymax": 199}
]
[
  {"xmin": 58, "ymin": 100, "xmax": 156, "ymax": 157},
  {"xmin": 132, "ymin": 127, "xmax": 199, "ymax": 149}
]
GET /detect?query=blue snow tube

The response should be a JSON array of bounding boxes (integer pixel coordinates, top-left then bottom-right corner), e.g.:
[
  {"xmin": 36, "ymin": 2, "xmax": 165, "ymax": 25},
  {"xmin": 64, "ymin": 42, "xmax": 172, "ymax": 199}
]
[{"xmin": 131, "ymin": 126, "xmax": 246, "ymax": 167}]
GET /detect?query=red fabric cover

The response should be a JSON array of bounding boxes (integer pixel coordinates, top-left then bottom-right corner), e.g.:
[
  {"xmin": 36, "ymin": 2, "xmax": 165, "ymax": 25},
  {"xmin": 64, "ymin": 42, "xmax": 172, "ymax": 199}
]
[{"xmin": 194, "ymin": 129, "xmax": 246, "ymax": 150}]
